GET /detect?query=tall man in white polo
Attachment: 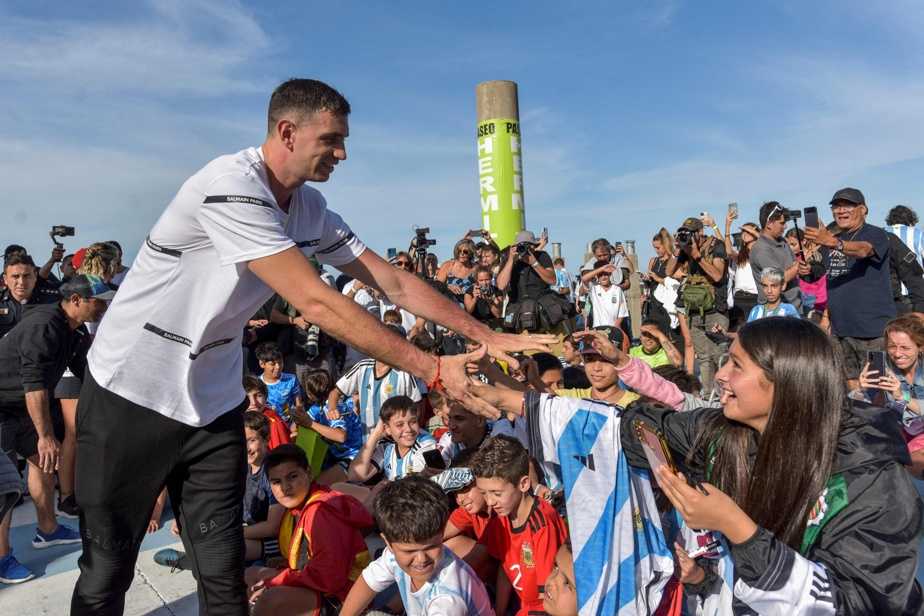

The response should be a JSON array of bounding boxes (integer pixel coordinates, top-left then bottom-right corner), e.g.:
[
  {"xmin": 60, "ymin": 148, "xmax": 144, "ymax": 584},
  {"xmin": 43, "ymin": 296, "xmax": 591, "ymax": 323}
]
[{"xmin": 72, "ymin": 79, "xmax": 545, "ymax": 615}]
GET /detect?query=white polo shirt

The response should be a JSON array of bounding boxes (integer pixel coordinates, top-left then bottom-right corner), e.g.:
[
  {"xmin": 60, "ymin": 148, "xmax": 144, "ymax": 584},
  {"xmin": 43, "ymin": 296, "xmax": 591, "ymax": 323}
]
[{"xmin": 89, "ymin": 146, "xmax": 365, "ymax": 426}]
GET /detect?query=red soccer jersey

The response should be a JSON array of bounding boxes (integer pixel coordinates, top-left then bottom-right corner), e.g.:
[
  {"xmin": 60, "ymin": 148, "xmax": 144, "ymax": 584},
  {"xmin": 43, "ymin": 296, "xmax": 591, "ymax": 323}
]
[
  {"xmin": 262, "ymin": 407, "xmax": 292, "ymax": 450},
  {"xmin": 449, "ymin": 506, "xmax": 492, "ymax": 540},
  {"xmin": 480, "ymin": 497, "xmax": 568, "ymax": 616}
]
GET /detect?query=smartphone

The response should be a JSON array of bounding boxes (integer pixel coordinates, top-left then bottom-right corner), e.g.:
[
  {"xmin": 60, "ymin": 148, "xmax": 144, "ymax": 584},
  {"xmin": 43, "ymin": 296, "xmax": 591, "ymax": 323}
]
[
  {"xmin": 728, "ymin": 202, "xmax": 739, "ymax": 219},
  {"xmin": 732, "ymin": 232, "xmax": 743, "ymax": 247},
  {"xmin": 422, "ymin": 449, "xmax": 446, "ymax": 470},
  {"xmin": 866, "ymin": 350, "xmax": 887, "ymax": 379},
  {"xmin": 804, "ymin": 206, "xmax": 819, "ymax": 229},
  {"xmin": 387, "ymin": 247, "xmax": 397, "ymax": 259},
  {"xmin": 634, "ymin": 420, "xmax": 677, "ymax": 480},
  {"xmin": 467, "ymin": 228, "xmax": 484, "ymax": 237},
  {"xmin": 541, "ymin": 227, "xmax": 549, "ymax": 240}
]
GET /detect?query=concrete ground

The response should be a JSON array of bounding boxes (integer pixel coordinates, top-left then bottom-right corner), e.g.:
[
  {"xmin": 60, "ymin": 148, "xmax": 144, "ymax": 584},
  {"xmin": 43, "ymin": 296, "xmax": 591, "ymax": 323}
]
[{"xmin": 3, "ymin": 480, "xmax": 924, "ymax": 614}]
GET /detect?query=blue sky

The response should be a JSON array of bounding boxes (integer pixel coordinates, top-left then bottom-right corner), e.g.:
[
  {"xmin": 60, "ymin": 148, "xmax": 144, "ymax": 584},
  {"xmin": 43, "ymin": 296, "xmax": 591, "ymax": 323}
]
[{"xmin": 3, "ymin": 0, "xmax": 924, "ymax": 272}]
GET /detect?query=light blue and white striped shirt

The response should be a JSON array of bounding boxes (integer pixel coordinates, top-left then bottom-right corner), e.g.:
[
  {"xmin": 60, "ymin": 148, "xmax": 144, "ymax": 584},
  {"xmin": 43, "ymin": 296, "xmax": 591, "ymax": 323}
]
[
  {"xmin": 335, "ymin": 359, "xmax": 422, "ymax": 441},
  {"xmin": 526, "ymin": 392, "xmax": 673, "ymax": 616}
]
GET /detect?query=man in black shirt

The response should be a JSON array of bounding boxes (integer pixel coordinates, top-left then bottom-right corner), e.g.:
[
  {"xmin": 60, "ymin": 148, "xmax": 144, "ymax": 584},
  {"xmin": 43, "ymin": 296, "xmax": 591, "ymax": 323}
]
[
  {"xmin": 0, "ymin": 253, "xmax": 60, "ymax": 339},
  {"xmin": 496, "ymin": 230, "xmax": 561, "ymax": 332},
  {"xmin": 0, "ymin": 275, "xmax": 112, "ymax": 584}
]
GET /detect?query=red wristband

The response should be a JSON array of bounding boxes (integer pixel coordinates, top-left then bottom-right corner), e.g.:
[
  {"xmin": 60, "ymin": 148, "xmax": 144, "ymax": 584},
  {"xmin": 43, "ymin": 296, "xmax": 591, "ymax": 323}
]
[{"xmin": 427, "ymin": 356, "xmax": 444, "ymax": 392}]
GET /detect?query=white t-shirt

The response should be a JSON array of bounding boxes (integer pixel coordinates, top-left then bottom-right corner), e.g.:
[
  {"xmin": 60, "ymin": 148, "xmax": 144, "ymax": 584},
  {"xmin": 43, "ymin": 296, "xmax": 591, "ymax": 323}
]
[
  {"xmin": 89, "ymin": 146, "xmax": 365, "ymax": 426},
  {"xmin": 589, "ymin": 283, "xmax": 628, "ymax": 326},
  {"xmin": 335, "ymin": 359, "xmax": 422, "ymax": 439},
  {"xmin": 362, "ymin": 546, "xmax": 494, "ymax": 616}
]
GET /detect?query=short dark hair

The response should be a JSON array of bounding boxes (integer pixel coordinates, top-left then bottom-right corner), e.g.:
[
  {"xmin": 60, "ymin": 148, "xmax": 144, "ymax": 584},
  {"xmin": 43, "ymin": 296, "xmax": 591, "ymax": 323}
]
[
  {"xmin": 300, "ymin": 369, "xmax": 331, "ymax": 405},
  {"xmin": 593, "ymin": 259, "xmax": 610, "ymax": 270},
  {"xmin": 106, "ymin": 240, "xmax": 123, "ymax": 256},
  {"xmin": 374, "ymin": 476, "xmax": 449, "ymax": 543},
  {"xmin": 652, "ymin": 365, "xmax": 702, "ymax": 394},
  {"xmin": 243, "ymin": 375, "xmax": 267, "ymax": 397},
  {"xmin": 532, "ymin": 352, "xmax": 562, "ymax": 377},
  {"xmin": 264, "ymin": 443, "xmax": 308, "ymax": 474},
  {"xmin": 267, "ymin": 79, "xmax": 351, "ymax": 135},
  {"xmin": 759, "ymin": 201, "xmax": 783, "ymax": 228},
  {"xmin": 380, "ymin": 395, "xmax": 418, "ymax": 424},
  {"xmin": 886, "ymin": 205, "xmax": 919, "ymax": 227},
  {"xmin": 255, "ymin": 342, "xmax": 283, "ymax": 363},
  {"xmin": 244, "ymin": 410, "xmax": 270, "ymax": 441},
  {"xmin": 553, "ymin": 257, "xmax": 565, "ymax": 266},
  {"xmin": 427, "ymin": 388, "xmax": 448, "ymax": 409},
  {"xmin": 590, "ymin": 238, "xmax": 611, "ymax": 253},
  {"xmin": 470, "ymin": 434, "xmax": 529, "ymax": 485},
  {"xmin": 3, "ymin": 253, "xmax": 36, "ymax": 270},
  {"xmin": 473, "ymin": 265, "xmax": 493, "ymax": 279},
  {"xmin": 382, "ymin": 309, "xmax": 401, "ymax": 324},
  {"xmin": 3, "ymin": 244, "xmax": 26, "ymax": 259},
  {"xmin": 449, "ymin": 446, "xmax": 480, "ymax": 469}
]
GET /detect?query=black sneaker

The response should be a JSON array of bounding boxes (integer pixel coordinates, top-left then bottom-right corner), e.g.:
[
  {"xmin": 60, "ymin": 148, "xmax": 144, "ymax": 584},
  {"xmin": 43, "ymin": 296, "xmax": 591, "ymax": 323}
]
[{"xmin": 57, "ymin": 494, "xmax": 80, "ymax": 519}]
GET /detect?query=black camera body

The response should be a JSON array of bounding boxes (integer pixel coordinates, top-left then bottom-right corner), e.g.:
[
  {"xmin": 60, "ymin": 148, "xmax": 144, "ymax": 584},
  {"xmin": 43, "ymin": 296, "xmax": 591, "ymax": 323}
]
[
  {"xmin": 50, "ymin": 225, "xmax": 75, "ymax": 248},
  {"xmin": 515, "ymin": 242, "xmax": 534, "ymax": 256},
  {"xmin": 675, "ymin": 228, "xmax": 693, "ymax": 251},
  {"xmin": 479, "ymin": 284, "xmax": 495, "ymax": 298},
  {"xmin": 414, "ymin": 227, "xmax": 437, "ymax": 249}
]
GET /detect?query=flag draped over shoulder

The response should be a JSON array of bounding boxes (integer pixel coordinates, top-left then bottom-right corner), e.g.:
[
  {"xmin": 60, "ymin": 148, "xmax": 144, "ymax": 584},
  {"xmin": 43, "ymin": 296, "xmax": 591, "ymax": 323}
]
[{"xmin": 526, "ymin": 392, "xmax": 675, "ymax": 616}]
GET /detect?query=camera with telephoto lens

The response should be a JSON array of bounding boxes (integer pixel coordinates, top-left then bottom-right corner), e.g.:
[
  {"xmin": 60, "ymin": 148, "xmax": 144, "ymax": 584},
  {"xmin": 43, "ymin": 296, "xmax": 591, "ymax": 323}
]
[
  {"xmin": 50, "ymin": 225, "xmax": 75, "ymax": 248},
  {"xmin": 479, "ymin": 284, "xmax": 495, "ymax": 298},
  {"xmin": 413, "ymin": 227, "xmax": 437, "ymax": 250},
  {"xmin": 781, "ymin": 208, "xmax": 801, "ymax": 222},
  {"xmin": 675, "ymin": 228, "xmax": 693, "ymax": 251}
]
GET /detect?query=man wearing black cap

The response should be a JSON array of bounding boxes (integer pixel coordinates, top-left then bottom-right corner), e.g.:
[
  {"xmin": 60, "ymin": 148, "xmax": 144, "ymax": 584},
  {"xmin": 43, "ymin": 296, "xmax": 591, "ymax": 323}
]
[
  {"xmin": 496, "ymin": 229, "xmax": 562, "ymax": 332},
  {"xmin": 668, "ymin": 216, "xmax": 728, "ymax": 394},
  {"xmin": 805, "ymin": 188, "xmax": 895, "ymax": 388},
  {"xmin": 0, "ymin": 274, "xmax": 112, "ymax": 584}
]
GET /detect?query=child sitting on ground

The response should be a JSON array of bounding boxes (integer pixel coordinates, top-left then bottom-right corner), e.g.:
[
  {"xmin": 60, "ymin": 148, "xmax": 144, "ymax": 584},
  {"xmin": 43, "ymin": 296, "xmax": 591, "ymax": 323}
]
[
  {"xmin": 339, "ymin": 475, "xmax": 494, "ymax": 615},
  {"xmin": 245, "ymin": 444, "xmax": 373, "ymax": 615},
  {"xmin": 290, "ymin": 369, "xmax": 363, "ymax": 485},
  {"xmin": 242, "ymin": 412, "xmax": 286, "ymax": 563},
  {"xmin": 255, "ymin": 342, "xmax": 304, "ymax": 425},
  {"xmin": 438, "ymin": 450, "xmax": 497, "ymax": 582},
  {"xmin": 348, "ymin": 396, "xmax": 440, "ymax": 483},
  {"xmin": 244, "ymin": 375, "xmax": 292, "ymax": 450},
  {"xmin": 472, "ymin": 435, "xmax": 569, "ymax": 616}
]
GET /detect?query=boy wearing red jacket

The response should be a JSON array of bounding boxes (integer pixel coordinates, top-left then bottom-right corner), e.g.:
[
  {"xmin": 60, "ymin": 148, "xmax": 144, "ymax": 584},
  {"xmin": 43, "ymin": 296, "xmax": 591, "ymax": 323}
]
[
  {"xmin": 245, "ymin": 444, "xmax": 372, "ymax": 615},
  {"xmin": 245, "ymin": 375, "xmax": 292, "ymax": 450}
]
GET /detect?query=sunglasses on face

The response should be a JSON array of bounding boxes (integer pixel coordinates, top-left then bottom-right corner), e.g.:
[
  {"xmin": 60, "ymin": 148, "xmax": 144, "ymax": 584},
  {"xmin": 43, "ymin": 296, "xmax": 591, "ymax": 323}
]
[
  {"xmin": 395, "ymin": 260, "xmax": 410, "ymax": 267},
  {"xmin": 458, "ymin": 250, "xmax": 472, "ymax": 256}
]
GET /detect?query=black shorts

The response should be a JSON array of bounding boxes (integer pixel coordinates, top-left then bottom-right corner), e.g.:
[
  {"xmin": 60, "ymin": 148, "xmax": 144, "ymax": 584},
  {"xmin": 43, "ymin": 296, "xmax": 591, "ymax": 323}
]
[
  {"xmin": 55, "ymin": 373, "xmax": 83, "ymax": 399},
  {"xmin": 0, "ymin": 410, "xmax": 38, "ymax": 463}
]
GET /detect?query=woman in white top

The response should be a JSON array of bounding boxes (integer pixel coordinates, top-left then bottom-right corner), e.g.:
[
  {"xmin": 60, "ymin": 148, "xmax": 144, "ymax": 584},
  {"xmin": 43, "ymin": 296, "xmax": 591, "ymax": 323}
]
[{"xmin": 722, "ymin": 216, "xmax": 761, "ymax": 332}]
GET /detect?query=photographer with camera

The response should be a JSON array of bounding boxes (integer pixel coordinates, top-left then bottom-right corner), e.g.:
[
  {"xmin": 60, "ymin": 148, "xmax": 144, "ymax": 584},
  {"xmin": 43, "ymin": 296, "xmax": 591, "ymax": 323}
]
[
  {"xmin": 750, "ymin": 202, "xmax": 807, "ymax": 312},
  {"xmin": 464, "ymin": 265, "xmax": 503, "ymax": 326},
  {"xmin": 668, "ymin": 216, "xmax": 728, "ymax": 393},
  {"xmin": 496, "ymin": 230, "xmax": 562, "ymax": 333},
  {"xmin": 408, "ymin": 227, "xmax": 438, "ymax": 279}
]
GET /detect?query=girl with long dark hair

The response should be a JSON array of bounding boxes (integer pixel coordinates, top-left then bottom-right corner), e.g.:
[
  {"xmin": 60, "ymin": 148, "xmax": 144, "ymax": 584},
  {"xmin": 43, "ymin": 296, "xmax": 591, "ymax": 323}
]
[{"xmin": 471, "ymin": 317, "xmax": 923, "ymax": 614}]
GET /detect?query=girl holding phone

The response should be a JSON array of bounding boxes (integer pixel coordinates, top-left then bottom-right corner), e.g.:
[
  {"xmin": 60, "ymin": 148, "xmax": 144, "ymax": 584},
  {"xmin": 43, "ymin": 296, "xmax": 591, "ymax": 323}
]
[
  {"xmin": 471, "ymin": 318, "xmax": 923, "ymax": 614},
  {"xmin": 856, "ymin": 314, "xmax": 924, "ymax": 475}
]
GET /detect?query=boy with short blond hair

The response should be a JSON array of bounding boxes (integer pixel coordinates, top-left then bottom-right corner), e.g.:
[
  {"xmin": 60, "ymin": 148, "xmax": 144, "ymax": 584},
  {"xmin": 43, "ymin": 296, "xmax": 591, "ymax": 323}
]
[
  {"xmin": 472, "ymin": 435, "xmax": 568, "ymax": 616},
  {"xmin": 339, "ymin": 475, "xmax": 494, "ymax": 615}
]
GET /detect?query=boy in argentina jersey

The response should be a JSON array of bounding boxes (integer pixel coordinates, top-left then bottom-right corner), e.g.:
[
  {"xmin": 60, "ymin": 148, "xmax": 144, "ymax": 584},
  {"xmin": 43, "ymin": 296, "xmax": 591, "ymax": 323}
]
[
  {"xmin": 472, "ymin": 435, "xmax": 568, "ymax": 616},
  {"xmin": 340, "ymin": 476, "xmax": 494, "ymax": 616},
  {"xmin": 348, "ymin": 396, "xmax": 438, "ymax": 482}
]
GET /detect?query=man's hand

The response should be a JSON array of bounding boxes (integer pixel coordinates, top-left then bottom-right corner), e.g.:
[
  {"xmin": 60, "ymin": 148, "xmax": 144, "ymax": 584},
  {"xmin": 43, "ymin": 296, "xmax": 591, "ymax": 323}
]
[
  {"xmin": 248, "ymin": 318, "xmax": 269, "ymax": 329},
  {"xmin": 640, "ymin": 323, "xmax": 665, "ymax": 341},
  {"xmin": 573, "ymin": 330, "xmax": 629, "ymax": 368},
  {"xmin": 440, "ymin": 347, "xmax": 502, "ymax": 420},
  {"xmin": 37, "ymin": 435, "xmax": 60, "ymax": 474},
  {"xmin": 804, "ymin": 224, "xmax": 836, "ymax": 248},
  {"xmin": 475, "ymin": 331, "xmax": 557, "ymax": 369},
  {"xmin": 292, "ymin": 315, "xmax": 309, "ymax": 329},
  {"xmin": 49, "ymin": 245, "xmax": 65, "ymax": 265}
]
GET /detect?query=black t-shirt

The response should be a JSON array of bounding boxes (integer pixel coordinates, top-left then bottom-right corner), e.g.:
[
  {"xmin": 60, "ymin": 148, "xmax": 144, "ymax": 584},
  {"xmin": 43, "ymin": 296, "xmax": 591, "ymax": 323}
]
[
  {"xmin": 506, "ymin": 250, "xmax": 555, "ymax": 304},
  {"xmin": 822, "ymin": 223, "xmax": 895, "ymax": 338}
]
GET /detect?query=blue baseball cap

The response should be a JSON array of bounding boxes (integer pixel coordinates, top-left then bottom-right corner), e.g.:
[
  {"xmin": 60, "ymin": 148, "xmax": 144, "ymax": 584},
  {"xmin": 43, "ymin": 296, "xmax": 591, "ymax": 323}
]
[{"xmin": 59, "ymin": 274, "xmax": 117, "ymax": 301}]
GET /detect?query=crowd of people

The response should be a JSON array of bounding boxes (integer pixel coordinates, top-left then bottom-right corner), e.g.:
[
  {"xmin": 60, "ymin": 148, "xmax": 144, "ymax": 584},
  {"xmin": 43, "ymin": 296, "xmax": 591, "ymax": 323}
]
[{"xmin": 0, "ymin": 77, "xmax": 922, "ymax": 616}]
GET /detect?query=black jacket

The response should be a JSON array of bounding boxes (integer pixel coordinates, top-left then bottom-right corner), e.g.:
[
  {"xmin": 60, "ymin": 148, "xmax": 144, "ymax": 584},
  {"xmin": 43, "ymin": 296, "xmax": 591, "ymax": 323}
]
[
  {"xmin": 0, "ymin": 303, "xmax": 87, "ymax": 409},
  {"xmin": 621, "ymin": 402, "xmax": 924, "ymax": 615},
  {"xmin": 0, "ymin": 286, "xmax": 60, "ymax": 339},
  {"xmin": 888, "ymin": 231, "xmax": 924, "ymax": 311}
]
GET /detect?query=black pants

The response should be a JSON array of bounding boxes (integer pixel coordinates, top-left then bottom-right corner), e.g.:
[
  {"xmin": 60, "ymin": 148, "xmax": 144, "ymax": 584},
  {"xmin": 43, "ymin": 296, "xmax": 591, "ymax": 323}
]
[{"xmin": 71, "ymin": 371, "xmax": 247, "ymax": 615}]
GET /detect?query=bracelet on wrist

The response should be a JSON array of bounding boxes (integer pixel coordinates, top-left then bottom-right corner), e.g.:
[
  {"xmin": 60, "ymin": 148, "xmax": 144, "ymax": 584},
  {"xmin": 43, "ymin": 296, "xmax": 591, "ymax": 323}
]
[{"xmin": 427, "ymin": 356, "xmax": 444, "ymax": 392}]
